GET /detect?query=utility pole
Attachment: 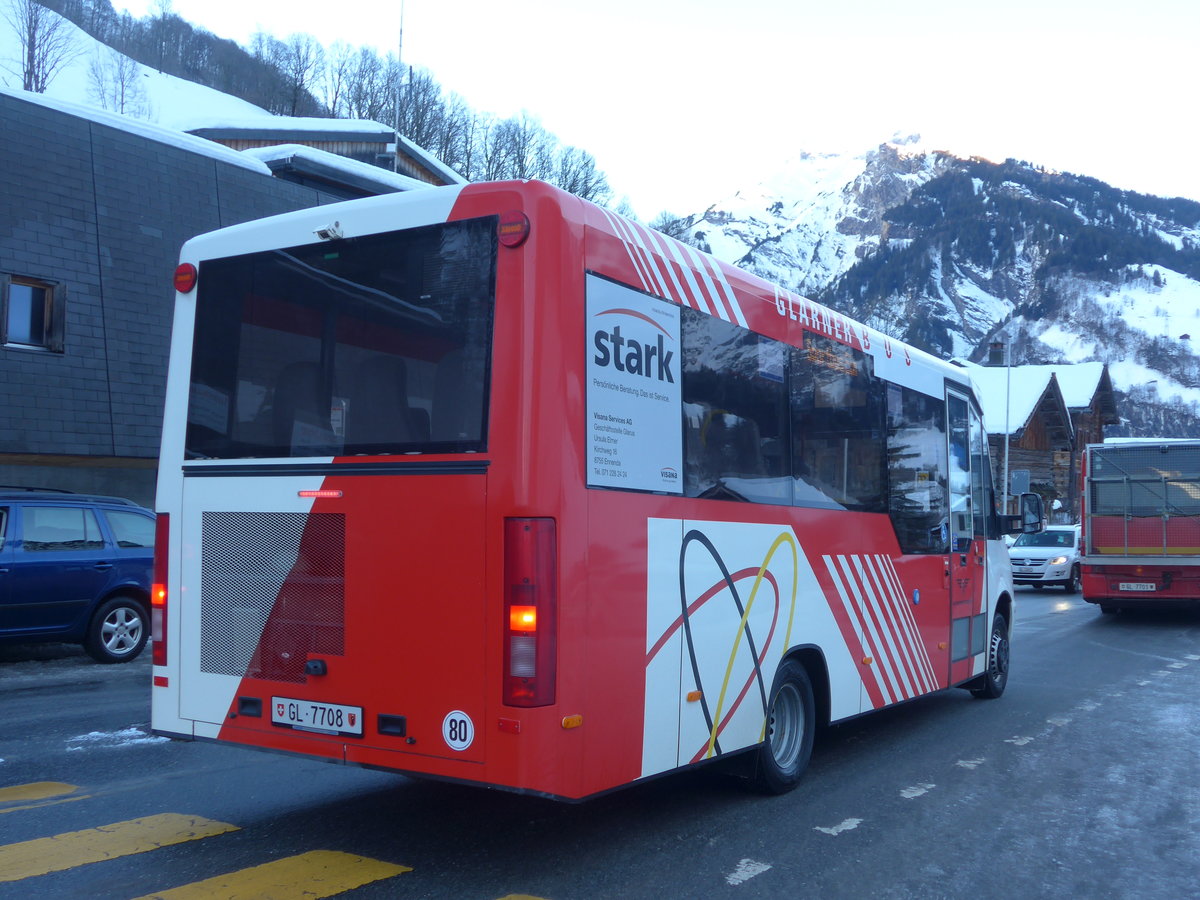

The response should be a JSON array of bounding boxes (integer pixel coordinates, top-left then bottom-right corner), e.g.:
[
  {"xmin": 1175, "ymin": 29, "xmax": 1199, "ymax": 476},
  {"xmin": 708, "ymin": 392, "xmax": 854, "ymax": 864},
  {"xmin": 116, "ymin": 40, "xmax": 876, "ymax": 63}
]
[
  {"xmin": 393, "ymin": 0, "xmax": 406, "ymax": 172},
  {"xmin": 1003, "ymin": 338, "xmax": 1011, "ymax": 515}
]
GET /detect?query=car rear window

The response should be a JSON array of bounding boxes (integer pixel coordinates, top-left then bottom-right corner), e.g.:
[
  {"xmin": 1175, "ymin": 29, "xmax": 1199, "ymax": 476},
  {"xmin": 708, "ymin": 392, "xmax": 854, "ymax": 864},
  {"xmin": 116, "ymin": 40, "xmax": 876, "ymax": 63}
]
[
  {"xmin": 1013, "ymin": 530, "xmax": 1075, "ymax": 548},
  {"xmin": 105, "ymin": 510, "xmax": 156, "ymax": 548}
]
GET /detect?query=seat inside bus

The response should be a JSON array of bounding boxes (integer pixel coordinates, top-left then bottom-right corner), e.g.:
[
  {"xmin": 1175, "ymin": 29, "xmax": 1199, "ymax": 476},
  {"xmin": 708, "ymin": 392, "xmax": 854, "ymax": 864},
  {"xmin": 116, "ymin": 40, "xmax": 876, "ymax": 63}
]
[{"xmin": 345, "ymin": 355, "xmax": 430, "ymax": 449}]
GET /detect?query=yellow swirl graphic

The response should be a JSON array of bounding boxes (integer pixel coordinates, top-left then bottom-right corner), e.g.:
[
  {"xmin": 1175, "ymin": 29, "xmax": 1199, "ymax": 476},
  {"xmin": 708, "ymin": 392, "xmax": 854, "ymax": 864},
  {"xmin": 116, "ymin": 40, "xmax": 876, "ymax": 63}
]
[{"xmin": 703, "ymin": 530, "xmax": 799, "ymax": 759}]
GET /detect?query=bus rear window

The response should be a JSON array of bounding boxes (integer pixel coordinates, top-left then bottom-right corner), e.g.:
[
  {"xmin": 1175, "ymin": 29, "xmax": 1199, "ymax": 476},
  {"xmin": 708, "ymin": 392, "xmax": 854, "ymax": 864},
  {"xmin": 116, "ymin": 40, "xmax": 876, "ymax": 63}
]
[{"xmin": 186, "ymin": 217, "xmax": 496, "ymax": 459}]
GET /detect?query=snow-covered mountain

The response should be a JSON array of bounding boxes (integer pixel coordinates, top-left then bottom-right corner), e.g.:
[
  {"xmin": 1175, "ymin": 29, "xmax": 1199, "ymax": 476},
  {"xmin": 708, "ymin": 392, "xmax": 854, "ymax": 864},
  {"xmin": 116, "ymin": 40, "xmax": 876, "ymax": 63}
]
[{"xmin": 677, "ymin": 135, "xmax": 1200, "ymax": 436}]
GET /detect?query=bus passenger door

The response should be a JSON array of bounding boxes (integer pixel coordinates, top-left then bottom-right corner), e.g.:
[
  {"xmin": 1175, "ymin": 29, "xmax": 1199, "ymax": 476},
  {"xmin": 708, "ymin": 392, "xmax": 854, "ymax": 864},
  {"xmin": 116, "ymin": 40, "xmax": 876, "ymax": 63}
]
[{"xmin": 947, "ymin": 392, "xmax": 986, "ymax": 679}]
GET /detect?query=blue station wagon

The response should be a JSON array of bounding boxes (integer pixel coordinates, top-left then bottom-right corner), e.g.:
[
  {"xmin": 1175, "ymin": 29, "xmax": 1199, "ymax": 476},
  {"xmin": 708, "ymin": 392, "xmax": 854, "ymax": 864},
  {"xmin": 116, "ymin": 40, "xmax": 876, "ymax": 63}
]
[{"xmin": 0, "ymin": 489, "xmax": 155, "ymax": 662}]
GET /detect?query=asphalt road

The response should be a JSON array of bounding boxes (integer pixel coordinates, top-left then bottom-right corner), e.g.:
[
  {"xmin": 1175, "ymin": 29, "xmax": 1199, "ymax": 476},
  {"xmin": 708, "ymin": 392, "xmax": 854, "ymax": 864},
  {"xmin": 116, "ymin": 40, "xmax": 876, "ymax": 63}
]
[{"xmin": 2, "ymin": 589, "xmax": 1198, "ymax": 899}]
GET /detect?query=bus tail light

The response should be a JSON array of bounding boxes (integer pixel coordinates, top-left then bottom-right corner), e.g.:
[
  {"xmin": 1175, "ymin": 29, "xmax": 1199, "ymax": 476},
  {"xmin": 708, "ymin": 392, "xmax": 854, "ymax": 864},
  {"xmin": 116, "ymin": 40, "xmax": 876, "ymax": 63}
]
[
  {"xmin": 151, "ymin": 513, "xmax": 169, "ymax": 667},
  {"xmin": 498, "ymin": 210, "xmax": 530, "ymax": 247},
  {"xmin": 173, "ymin": 263, "xmax": 197, "ymax": 293},
  {"xmin": 503, "ymin": 518, "xmax": 557, "ymax": 707}
]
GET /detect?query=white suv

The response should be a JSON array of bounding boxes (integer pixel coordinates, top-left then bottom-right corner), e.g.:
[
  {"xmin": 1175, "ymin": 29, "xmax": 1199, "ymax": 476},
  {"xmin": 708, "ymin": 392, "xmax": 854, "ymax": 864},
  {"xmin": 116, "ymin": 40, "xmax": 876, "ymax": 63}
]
[{"xmin": 1009, "ymin": 525, "xmax": 1082, "ymax": 593}]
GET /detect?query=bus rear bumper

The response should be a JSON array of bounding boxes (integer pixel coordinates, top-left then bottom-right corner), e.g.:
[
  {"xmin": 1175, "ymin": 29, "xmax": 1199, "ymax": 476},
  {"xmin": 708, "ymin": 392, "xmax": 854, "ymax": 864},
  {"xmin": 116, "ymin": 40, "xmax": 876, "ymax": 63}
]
[{"xmin": 1081, "ymin": 564, "xmax": 1200, "ymax": 607}]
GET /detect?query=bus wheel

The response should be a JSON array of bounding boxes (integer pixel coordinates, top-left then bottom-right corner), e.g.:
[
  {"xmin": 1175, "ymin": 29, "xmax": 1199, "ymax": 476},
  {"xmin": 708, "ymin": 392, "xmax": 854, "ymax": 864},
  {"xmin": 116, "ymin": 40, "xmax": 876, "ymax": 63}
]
[
  {"xmin": 753, "ymin": 659, "xmax": 815, "ymax": 794},
  {"xmin": 85, "ymin": 596, "xmax": 149, "ymax": 663},
  {"xmin": 970, "ymin": 615, "xmax": 1009, "ymax": 699}
]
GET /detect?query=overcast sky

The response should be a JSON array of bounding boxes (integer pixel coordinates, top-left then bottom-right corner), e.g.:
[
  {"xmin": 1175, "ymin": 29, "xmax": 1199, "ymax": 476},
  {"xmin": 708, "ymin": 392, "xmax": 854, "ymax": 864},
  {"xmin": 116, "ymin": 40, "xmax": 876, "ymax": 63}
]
[{"xmin": 113, "ymin": 0, "xmax": 1200, "ymax": 219}]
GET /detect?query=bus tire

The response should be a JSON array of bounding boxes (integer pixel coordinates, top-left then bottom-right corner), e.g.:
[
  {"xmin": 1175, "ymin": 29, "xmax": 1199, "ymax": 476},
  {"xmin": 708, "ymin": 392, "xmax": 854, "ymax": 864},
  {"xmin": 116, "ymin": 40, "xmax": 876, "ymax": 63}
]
[
  {"xmin": 970, "ymin": 614, "xmax": 1009, "ymax": 699},
  {"xmin": 84, "ymin": 595, "xmax": 149, "ymax": 663},
  {"xmin": 753, "ymin": 658, "xmax": 815, "ymax": 794}
]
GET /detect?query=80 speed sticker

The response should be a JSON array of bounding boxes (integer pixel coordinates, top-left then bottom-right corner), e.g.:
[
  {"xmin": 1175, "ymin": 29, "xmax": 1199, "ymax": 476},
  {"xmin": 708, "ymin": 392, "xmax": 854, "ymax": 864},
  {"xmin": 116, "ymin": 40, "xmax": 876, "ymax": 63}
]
[{"xmin": 442, "ymin": 710, "xmax": 475, "ymax": 751}]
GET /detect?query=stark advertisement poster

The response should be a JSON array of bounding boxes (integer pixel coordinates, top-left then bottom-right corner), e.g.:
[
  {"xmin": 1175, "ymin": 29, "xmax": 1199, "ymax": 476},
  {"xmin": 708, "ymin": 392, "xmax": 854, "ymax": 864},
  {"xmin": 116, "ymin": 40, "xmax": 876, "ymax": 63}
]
[{"xmin": 585, "ymin": 274, "xmax": 682, "ymax": 493}]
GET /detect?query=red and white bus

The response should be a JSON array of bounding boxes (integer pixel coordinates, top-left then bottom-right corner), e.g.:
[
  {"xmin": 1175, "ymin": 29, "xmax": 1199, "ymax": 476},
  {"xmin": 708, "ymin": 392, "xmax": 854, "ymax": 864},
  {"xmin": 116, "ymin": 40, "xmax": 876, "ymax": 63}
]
[
  {"xmin": 1080, "ymin": 438, "xmax": 1200, "ymax": 612},
  {"xmin": 152, "ymin": 180, "xmax": 1040, "ymax": 800}
]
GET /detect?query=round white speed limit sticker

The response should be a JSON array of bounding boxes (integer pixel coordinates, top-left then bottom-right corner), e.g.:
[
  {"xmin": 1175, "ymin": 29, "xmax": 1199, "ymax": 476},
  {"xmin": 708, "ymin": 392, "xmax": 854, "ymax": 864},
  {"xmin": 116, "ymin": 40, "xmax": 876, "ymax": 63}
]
[{"xmin": 442, "ymin": 710, "xmax": 475, "ymax": 751}]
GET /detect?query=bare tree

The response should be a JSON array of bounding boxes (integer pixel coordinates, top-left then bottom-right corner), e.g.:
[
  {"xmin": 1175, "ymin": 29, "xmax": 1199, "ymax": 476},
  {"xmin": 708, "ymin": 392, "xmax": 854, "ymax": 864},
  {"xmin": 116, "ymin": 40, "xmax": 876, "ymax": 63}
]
[
  {"xmin": 149, "ymin": 0, "xmax": 171, "ymax": 70},
  {"xmin": 557, "ymin": 146, "xmax": 612, "ymax": 204},
  {"xmin": 431, "ymin": 92, "xmax": 474, "ymax": 174},
  {"xmin": 277, "ymin": 32, "xmax": 324, "ymax": 116},
  {"xmin": 87, "ymin": 45, "xmax": 148, "ymax": 116},
  {"xmin": 343, "ymin": 46, "xmax": 390, "ymax": 121},
  {"xmin": 2, "ymin": 0, "xmax": 80, "ymax": 92},
  {"xmin": 322, "ymin": 40, "xmax": 354, "ymax": 117}
]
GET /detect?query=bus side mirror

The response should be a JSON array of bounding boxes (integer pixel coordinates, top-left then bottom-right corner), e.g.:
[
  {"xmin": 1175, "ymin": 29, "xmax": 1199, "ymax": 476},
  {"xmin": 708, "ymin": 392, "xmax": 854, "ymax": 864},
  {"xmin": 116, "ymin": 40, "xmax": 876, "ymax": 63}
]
[{"xmin": 1003, "ymin": 492, "xmax": 1044, "ymax": 535}]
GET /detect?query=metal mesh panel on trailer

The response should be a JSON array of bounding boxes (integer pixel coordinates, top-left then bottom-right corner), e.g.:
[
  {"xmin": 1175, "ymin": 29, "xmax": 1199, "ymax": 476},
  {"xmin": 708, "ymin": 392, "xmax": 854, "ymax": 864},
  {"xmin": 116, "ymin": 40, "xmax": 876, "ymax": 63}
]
[
  {"xmin": 201, "ymin": 511, "xmax": 345, "ymax": 681},
  {"xmin": 1087, "ymin": 444, "xmax": 1200, "ymax": 556}
]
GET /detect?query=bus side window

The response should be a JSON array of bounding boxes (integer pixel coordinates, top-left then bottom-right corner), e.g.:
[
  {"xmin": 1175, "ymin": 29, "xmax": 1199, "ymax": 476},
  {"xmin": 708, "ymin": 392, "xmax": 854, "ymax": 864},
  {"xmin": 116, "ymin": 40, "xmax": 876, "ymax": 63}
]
[
  {"xmin": 886, "ymin": 386, "xmax": 949, "ymax": 553},
  {"xmin": 680, "ymin": 309, "xmax": 788, "ymax": 504},
  {"xmin": 791, "ymin": 337, "xmax": 886, "ymax": 513}
]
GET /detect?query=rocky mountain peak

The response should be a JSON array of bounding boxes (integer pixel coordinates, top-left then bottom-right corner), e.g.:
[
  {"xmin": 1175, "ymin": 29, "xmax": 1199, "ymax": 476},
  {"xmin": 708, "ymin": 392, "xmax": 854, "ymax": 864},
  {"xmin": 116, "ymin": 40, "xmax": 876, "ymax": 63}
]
[{"xmin": 671, "ymin": 141, "xmax": 1200, "ymax": 436}]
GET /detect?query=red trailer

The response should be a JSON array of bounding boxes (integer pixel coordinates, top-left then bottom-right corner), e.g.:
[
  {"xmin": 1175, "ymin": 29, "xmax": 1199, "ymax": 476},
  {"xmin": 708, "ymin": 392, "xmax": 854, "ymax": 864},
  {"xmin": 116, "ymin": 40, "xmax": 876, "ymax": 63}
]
[{"xmin": 1080, "ymin": 439, "xmax": 1200, "ymax": 613}]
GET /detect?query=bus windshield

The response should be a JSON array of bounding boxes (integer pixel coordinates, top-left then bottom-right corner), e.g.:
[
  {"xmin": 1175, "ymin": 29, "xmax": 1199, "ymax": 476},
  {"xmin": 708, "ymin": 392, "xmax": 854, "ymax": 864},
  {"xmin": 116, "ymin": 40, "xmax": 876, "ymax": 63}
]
[{"xmin": 185, "ymin": 217, "xmax": 497, "ymax": 460}]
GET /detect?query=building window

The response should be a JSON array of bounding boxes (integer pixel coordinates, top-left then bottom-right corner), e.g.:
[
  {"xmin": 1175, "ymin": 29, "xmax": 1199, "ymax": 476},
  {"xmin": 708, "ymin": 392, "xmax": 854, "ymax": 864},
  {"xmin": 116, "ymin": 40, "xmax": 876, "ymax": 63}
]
[{"xmin": 2, "ymin": 274, "xmax": 65, "ymax": 352}]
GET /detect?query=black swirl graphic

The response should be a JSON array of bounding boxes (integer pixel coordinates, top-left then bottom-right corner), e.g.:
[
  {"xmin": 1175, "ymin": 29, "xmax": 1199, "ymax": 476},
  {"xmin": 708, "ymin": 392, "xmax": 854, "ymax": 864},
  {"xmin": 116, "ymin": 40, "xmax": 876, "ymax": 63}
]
[{"xmin": 678, "ymin": 529, "xmax": 770, "ymax": 757}]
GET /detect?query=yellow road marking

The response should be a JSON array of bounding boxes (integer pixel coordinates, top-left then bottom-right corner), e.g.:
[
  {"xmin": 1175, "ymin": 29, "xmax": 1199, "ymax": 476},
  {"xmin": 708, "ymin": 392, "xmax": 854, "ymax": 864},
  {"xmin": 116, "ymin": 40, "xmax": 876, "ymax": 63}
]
[
  {"xmin": 0, "ymin": 813, "xmax": 239, "ymax": 882},
  {"xmin": 0, "ymin": 782, "xmax": 78, "ymax": 803},
  {"xmin": 131, "ymin": 849, "xmax": 411, "ymax": 899},
  {"xmin": 0, "ymin": 794, "xmax": 92, "ymax": 815}
]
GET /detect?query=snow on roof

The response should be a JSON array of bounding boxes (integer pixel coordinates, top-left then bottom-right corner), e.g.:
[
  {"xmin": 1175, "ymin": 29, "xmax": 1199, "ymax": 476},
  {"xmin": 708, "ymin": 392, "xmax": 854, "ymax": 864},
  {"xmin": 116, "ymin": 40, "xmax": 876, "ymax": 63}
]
[
  {"xmin": 176, "ymin": 115, "xmax": 394, "ymax": 134},
  {"xmin": 397, "ymin": 133, "xmax": 468, "ymax": 185},
  {"xmin": 955, "ymin": 360, "xmax": 1107, "ymax": 436},
  {"xmin": 179, "ymin": 117, "xmax": 467, "ymax": 184},
  {"xmin": 0, "ymin": 85, "xmax": 270, "ymax": 176},
  {"xmin": 241, "ymin": 144, "xmax": 433, "ymax": 192}
]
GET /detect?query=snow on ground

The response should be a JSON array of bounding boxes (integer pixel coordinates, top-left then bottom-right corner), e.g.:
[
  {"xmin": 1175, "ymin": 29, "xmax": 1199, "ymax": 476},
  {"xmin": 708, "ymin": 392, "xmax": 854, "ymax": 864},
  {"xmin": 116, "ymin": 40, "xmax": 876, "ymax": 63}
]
[
  {"xmin": 1034, "ymin": 322, "xmax": 1099, "ymax": 364},
  {"xmin": 1095, "ymin": 266, "xmax": 1200, "ymax": 338},
  {"xmin": 66, "ymin": 727, "xmax": 168, "ymax": 750},
  {"xmin": 1107, "ymin": 359, "xmax": 1200, "ymax": 410},
  {"xmin": 0, "ymin": 9, "xmax": 271, "ymax": 128},
  {"xmin": 954, "ymin": 273, "xmax": 1014, "ymax": 341},
  {"xmin": 1030, "ymin": 266, "xmax": 1200, "ymax": 409}
]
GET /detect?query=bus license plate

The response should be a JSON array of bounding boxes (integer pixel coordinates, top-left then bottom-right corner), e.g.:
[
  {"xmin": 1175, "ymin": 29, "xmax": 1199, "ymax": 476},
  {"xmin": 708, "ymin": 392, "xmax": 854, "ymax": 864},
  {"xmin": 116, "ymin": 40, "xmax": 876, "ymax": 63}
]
[
  {"xmin": 1118, "ymin": 582, "xmax": 1156, "ymax": 592},
  {"xmin": 271, "ymin": 697, "xmax": 363, "ymax": 735}
]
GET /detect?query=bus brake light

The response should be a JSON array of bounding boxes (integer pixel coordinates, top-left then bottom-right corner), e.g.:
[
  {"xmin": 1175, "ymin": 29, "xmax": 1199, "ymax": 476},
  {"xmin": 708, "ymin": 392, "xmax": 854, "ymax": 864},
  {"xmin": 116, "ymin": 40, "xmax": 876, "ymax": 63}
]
[
  {"xmin": 509, "ymin": 605, "xmax": 537, "ymax": 632},
  {"xmin": 503, "ymin": 518, "xmax": 557, "ymax": 707},
  {"xmin": 151, "ymin": 513, "xmax": 169, "ymax": 667}
]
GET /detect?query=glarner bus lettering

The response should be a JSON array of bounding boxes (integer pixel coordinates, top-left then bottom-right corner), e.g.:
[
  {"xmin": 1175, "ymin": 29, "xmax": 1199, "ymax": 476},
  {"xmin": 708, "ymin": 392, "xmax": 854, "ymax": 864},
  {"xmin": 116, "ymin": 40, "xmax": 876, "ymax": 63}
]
[{"xmin": 592, "ymin": 310, "xmax": 675, "ymax": 382}]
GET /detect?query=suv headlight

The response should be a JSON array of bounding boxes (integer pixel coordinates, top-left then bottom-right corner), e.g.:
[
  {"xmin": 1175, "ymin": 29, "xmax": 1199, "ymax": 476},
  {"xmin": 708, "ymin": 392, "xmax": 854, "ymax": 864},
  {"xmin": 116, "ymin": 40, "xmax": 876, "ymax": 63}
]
[{"xmin": 1050, "ymin": 555, "xmax": 1069, "ymax": 565}]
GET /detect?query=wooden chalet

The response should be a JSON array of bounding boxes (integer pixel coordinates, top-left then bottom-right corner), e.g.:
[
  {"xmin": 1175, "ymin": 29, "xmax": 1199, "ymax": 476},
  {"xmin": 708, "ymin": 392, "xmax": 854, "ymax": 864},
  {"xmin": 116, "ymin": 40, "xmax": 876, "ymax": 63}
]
[
  {"xmin": 184, "ymin": 117, "xmax": 466, "ymax": 190},
  {"xmin": 955, "ymin": 359, "xmax": 1119, "ymax": 522}
]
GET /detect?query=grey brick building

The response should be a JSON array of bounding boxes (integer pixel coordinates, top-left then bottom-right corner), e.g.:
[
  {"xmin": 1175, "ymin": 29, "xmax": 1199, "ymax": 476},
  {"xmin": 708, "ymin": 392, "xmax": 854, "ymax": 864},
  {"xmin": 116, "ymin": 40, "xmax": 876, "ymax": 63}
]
[{"xmin": 1, "ymin": 89, "xmax": 448, "ymax": 506}]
